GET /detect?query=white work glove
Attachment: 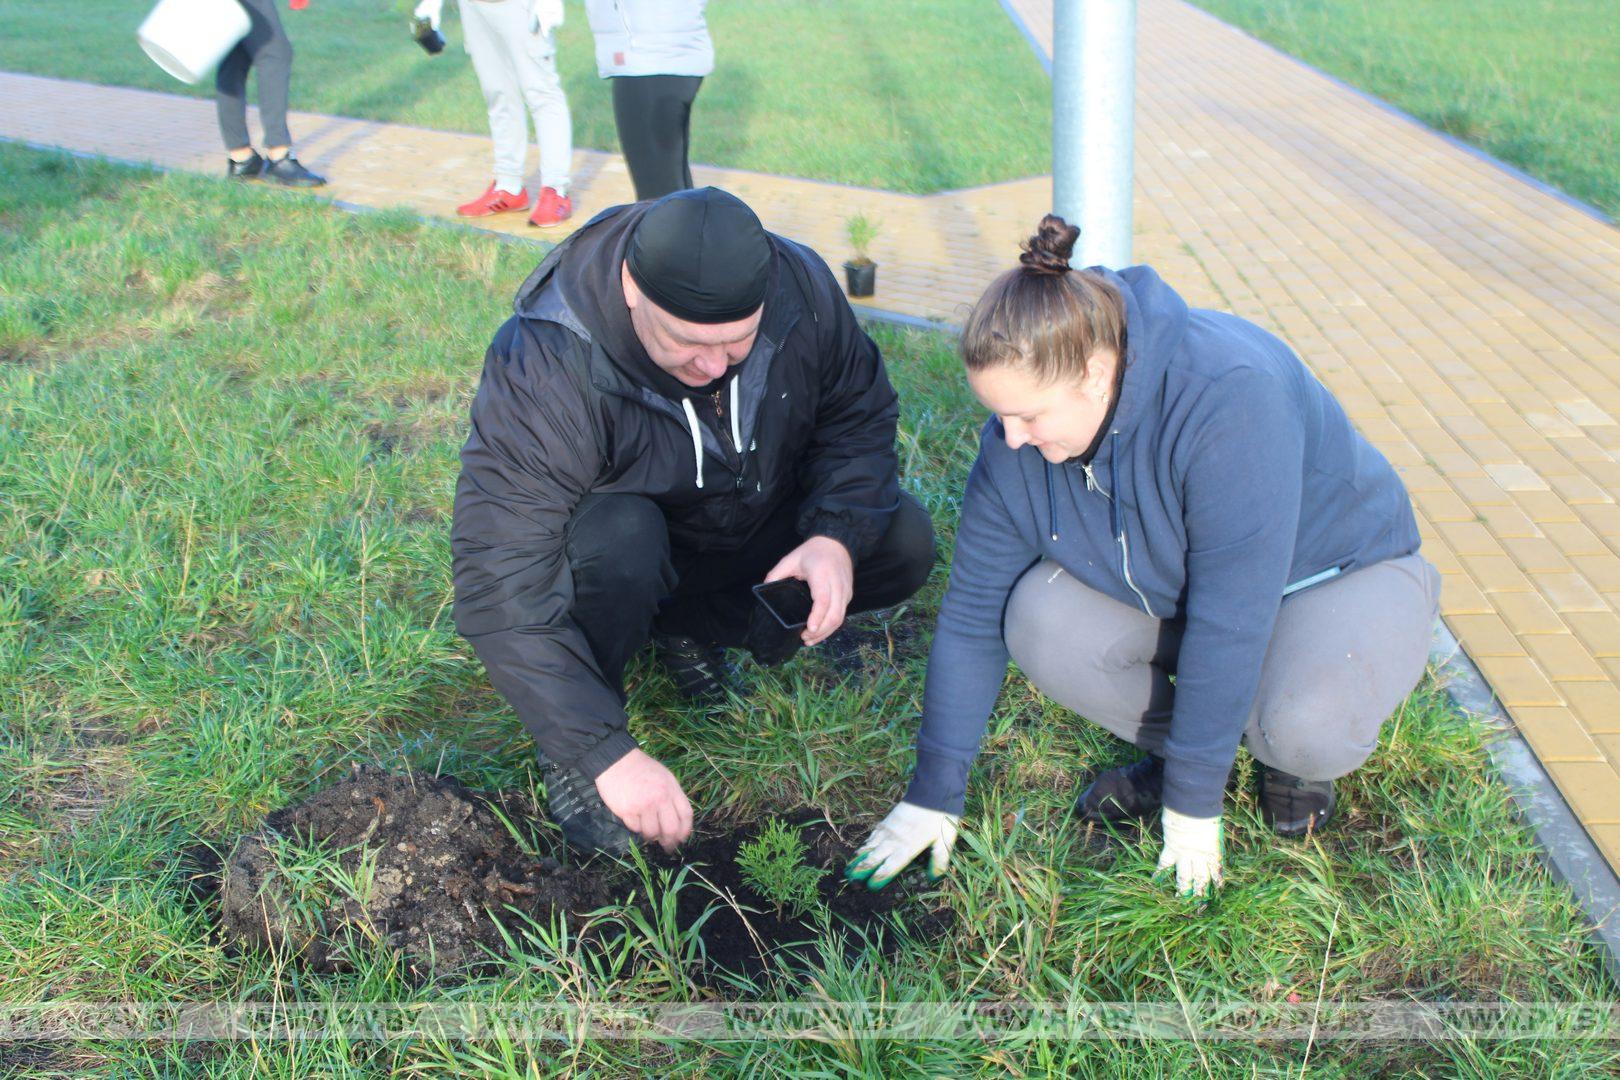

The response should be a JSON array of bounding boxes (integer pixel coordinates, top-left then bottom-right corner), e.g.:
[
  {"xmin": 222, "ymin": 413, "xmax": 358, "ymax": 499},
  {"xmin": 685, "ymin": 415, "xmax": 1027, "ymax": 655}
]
[
  {"xmin": 530, "ymin": 0, "xmax": 564, "ymax": 37},
  {"xmin": 844, "ymin": 802, "xmax": 961, "ymax": 890},
  {"xmin": 413, "ymin": 0, "xmax": 443, "ymax": 30},
  {"xmin": 1156, "ymin": 807, "xmax": 1223, "ymax": 898}
]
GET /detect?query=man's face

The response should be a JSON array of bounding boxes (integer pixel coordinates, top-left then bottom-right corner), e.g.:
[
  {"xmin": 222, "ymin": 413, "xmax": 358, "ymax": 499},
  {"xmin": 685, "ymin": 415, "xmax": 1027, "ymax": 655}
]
[{"xmin": 622, "ymin": 262, "xmax": 762, "ymax": 387}]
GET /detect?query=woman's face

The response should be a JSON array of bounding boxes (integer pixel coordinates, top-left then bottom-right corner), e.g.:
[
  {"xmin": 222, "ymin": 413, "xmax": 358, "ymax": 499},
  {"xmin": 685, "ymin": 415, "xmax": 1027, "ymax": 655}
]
[{"xmin": 967, "ymin": 351, "xmax": 1119, "ymax": 463}]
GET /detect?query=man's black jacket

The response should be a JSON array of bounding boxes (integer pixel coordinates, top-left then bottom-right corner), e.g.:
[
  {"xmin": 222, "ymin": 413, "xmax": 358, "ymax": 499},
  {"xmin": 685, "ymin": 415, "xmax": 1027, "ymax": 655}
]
[{"xmin": 451, "ymin": 201, "xmax": 902, "ymax": 780}]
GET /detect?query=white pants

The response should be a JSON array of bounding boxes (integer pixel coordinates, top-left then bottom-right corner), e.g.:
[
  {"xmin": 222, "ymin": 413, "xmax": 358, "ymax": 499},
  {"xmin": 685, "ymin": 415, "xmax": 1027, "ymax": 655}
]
[{"xmin": 460, "ymin": 0, "xmax": 572, "ymax": 195}]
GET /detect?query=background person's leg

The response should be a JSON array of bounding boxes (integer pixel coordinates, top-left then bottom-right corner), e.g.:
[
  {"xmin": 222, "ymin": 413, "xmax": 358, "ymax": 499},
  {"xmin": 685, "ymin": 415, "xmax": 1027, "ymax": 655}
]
[
  {"xmin": 234, "ymin": 0, "xmax": 294, "ymax": 151},
  {"xmin": 675, "ymin": 76, "xmax": 701, "ymax": 190},
  {"xmin": 510, "ymin": 24, "xmax": 572, "ymax": 196},
  {"xmin": 612, "ymin": 75, "xmax": 701, "ymax": 201},
  {"xmin": 461, "ymin": 0, "xmax": 529, "ymax": 195},
  {"xmin": 1003, "ymin": 560, "xmax": 1182, "ymax": 751},
  {"xmin": 213, "ymin": 2, "xmax": 274, "ymax": 153},
  {"xmin": 1244, "ymin": 553, "xmax": 1441, "ymax": 780}
]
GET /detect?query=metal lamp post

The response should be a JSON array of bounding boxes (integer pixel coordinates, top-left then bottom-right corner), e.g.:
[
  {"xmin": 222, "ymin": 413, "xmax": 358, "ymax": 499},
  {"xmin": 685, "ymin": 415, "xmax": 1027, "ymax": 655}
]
[{"xmin": 1052, "ymin": 0, "xmax": 1138, "ymax": 269}]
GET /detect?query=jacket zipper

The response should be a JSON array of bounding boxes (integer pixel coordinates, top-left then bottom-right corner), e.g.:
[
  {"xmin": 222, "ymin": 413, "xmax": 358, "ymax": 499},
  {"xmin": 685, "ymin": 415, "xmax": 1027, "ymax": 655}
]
[
  {"xmin": 1117, "ymin": 526, "xmax": 1155, "ymax": 617},
  {"xmin": 1080, "ymin": 461, "xmax": 1107, "ymax": 496},
  {"xmin": 1082, "ymin": 452, "xmax": 1155, "ymax": 618},
  {"xmin": 712, "ymin": 387, "xmax": 745, "ymax": 535},
  {"xmin": 712, "ymin": 388, "xmax": 734, "ymax": 456}
]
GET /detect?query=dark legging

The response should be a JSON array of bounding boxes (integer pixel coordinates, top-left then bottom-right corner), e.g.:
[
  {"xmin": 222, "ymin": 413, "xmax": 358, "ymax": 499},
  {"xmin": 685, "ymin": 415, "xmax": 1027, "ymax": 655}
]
[
  {"xmin": 215, "ymin": 0, "xmax": 294, "ymax": 150},
  {"xmin": 611, "ymin": 75, "xmax": 703, "ymax": 201}
]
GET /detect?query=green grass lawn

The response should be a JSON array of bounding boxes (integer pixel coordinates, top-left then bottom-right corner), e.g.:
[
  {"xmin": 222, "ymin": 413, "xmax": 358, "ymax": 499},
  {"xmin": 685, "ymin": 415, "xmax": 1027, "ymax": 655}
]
[
  {"xmin": 0, "ymin": 0, "xmax": 1052, "ymax": 194},
  {"xmin": 3, "ymin": 143, "xmax": 1618, "ymax": 1076},
  {"xmin": 1192, "ymin": 0, "xmax": 1620, "ymax": 219}
]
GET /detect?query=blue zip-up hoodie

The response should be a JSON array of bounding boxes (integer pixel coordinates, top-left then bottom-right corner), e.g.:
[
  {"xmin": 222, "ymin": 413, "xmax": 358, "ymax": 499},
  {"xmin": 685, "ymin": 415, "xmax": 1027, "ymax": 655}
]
[{"xmin": 904, "ymin": 266, "xmax": 1422, "ymax": 819}]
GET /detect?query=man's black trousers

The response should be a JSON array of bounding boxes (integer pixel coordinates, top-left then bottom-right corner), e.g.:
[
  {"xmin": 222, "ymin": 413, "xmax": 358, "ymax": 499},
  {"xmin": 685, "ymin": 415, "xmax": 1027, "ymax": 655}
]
[{"xmin": 564, "ymin": 491, "xmax": 936, "ymax": 694}]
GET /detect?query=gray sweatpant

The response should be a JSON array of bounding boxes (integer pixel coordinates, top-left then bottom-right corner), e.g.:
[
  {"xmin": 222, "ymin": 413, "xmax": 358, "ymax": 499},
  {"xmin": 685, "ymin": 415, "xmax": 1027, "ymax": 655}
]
[
  {"xmin": 215, "ymin": 0, "xmax": 293, "ymax": 151},
  {"xmin": 460, "ymin": 0, "xmax": 573, "ymax": 195},
  {"xmin": 1003, "ymin": 553, "xmax": 1440, "ymax": 781}
]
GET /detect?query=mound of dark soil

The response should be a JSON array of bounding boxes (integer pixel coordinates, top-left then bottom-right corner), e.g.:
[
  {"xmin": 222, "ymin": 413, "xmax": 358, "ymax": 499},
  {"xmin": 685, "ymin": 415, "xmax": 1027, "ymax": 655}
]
[
  {"xmin": 202, "ymin": 768, "xmax": 949, "ymax": 988},
  {"xmin": 217, "ymin": 766, "xmax": 613, "ymax": 981}
]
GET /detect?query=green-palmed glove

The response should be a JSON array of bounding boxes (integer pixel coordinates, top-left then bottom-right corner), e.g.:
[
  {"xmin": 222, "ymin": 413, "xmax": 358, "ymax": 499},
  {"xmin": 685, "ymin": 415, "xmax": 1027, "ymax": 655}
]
[
  {"xmin": 844, "ymin": 802, "xmax": 960, "ymax": 890},
  {"xmin": 1156, "ymin": 807, "xmax": 1223, "ymax": 898}
]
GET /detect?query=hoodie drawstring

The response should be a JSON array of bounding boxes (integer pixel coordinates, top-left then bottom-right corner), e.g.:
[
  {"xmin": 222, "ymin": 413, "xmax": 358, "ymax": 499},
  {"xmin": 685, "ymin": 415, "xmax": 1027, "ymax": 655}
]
[
  {"xmin": 729, "ymin": 377, "xmax": 742, "ymax": 457},
  {"xmin": 1045, "ymin": 462, "xmax": 1058, "ymax": 542},
  {"xmin": 681, "ymin": 398, "xmax": 704, "ymax": 489}
]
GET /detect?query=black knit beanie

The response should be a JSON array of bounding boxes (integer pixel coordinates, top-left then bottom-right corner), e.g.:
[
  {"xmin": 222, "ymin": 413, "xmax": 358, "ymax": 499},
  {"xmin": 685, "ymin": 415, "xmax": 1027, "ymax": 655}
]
[{"xmin": 626, "ymin": 187, "xmax": 771, "ymax": 323}]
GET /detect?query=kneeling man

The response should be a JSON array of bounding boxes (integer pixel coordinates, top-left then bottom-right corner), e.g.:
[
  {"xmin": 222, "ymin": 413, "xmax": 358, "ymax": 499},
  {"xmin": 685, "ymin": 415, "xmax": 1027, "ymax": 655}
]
[{"xmin": 452, "ymin": 188, "xmax": 934, "ymax": 856}]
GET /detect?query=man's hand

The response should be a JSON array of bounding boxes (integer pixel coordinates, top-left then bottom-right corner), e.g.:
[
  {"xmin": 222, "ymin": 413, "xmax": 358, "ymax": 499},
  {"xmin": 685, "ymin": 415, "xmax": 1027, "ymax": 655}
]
[
  {"xmin": 530, "ymin": 0, "xmax": 564, "ymax": 36},
  {"xmin": 595, "ymin": 749, "xmax": 692, "ymax": 853},
  {"xmin": 764, "ymin": 535, "xmax": 853, "ymax": 646},
  {"xmin": 1156, "ymin": 807, "xmax": 1223, "ymax": 898},
  {"xmin": 413, "ymin": 0, "xmax": 443, "ymax": 29},
  {"xmin": 844, "ymin": 802, "xmax": 960, "ymax": 890}
]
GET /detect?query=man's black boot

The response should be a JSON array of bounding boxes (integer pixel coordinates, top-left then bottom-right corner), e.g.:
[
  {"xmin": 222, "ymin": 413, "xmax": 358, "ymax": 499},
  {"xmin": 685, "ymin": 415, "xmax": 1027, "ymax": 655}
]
[
  {"xmin": 1075, "ymin": 754, "xmax": 1165, "ymax": 825},
  {"xmin": 1259, "ymin": 767, "xmax": 1335, "ymax": 837},
  {"xmin": 536, "ymin": 751, "xmax": 634, "ymax": 856},
  {"xmin": 652, "ymin": 634, "xmax": 735, "ymax": 703}
]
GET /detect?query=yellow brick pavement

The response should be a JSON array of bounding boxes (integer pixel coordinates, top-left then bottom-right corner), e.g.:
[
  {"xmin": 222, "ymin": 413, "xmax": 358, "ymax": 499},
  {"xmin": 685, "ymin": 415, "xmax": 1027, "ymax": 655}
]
[{"xmin": 4, "ymin": 0, "xmax": 1620, "ymax": 866}]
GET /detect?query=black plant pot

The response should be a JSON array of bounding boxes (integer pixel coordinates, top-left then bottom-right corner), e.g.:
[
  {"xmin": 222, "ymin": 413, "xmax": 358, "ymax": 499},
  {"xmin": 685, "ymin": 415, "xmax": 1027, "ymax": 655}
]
[{"xmin": 843, "ymin": 260, "xmax": 876, "ymax": 298}]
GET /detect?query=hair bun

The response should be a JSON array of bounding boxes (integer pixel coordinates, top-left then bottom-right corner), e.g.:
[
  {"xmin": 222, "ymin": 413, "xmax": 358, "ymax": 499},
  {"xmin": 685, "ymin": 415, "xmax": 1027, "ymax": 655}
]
[{"xmin": 1019, "ymin": 214, "xmax": 1079, "ymax": 276}]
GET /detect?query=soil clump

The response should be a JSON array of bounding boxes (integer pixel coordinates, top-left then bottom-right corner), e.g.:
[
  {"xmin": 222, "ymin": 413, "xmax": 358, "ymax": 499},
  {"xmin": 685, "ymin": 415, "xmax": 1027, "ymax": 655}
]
[{"xmin": 200, "ymin": 768, "xmax": 948, "ymax": 988}]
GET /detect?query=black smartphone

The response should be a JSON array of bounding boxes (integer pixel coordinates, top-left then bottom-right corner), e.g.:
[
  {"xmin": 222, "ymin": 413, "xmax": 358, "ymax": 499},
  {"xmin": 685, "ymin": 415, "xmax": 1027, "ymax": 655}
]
[{"xmin": 751, "ymin": 579, "xmax": 814, "ymax": 630}]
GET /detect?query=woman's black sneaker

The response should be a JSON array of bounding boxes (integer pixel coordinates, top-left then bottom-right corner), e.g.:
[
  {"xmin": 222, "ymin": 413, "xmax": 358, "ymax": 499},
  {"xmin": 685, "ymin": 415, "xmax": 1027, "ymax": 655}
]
[
  {"xmin": 1075, "ymin": 755, "xmax": 1165, "ymax": 825},
  {"xmin": 536, "ymin": 751, "xmax": 634, "ymax": 856},
  {"xmin": 652, "ymin": 634, "xmax": 734, "ymax": 703},
  {"xmin": 263, "ymin": 154, "xmax": 327, "ymax": 187},
  {"xmin": 226, "ymin": 151, "xmax": 264, "ymax": 179},
  {"xmin": 1258, "ymin": 767, "xmax": 1335, "ymax": 837}
]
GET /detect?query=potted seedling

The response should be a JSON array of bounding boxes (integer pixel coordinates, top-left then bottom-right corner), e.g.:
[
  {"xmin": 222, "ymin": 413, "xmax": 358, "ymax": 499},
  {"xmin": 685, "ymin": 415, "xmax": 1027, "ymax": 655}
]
[
  {"xmin": 736, "ymin": 817, "xmax": 827, "ymax": 920},
  {"xmin": 843, "ymin": 214, "xmax": 880, "ymax": 298}
]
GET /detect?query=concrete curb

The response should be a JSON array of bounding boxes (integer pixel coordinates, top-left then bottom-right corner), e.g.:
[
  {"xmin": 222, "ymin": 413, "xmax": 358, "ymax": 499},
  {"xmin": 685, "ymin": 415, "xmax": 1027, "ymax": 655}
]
[
  {"xmin": 997, "ymin": 0, "xmax": 1053, "ymax": 77},
  {"xmin": 1429, "ymin": 622, "xmax": 1620, "ymax": 984}
]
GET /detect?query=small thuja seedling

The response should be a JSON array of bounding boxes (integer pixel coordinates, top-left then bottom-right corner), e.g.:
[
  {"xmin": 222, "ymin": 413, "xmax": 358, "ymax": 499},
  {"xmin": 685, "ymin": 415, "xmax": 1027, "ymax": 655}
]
[
  {"xmin": 736, "ymin": 818, "xmax": 827, "ymax": 919},
  {"xmin": 845, "ymin": 213, "xmax": 880, "ymax": 266}
]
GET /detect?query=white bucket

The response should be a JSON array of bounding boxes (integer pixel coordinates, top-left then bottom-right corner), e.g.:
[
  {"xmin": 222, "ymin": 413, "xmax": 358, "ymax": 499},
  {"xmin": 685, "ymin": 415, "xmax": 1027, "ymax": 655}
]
[{"xmin": 136, "ymin": 0, "xmax": 252, "ymax": 85}]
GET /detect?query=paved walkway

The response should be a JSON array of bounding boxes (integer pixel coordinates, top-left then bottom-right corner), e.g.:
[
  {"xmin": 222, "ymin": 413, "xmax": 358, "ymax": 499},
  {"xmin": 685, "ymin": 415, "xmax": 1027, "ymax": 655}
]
[{"xmin": 5, "ymin": 0, "xmax": 1620, "ymax": 869}]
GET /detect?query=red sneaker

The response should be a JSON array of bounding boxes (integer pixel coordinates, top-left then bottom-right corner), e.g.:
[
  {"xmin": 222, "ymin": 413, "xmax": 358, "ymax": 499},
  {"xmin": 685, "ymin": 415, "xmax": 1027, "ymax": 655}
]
[
  {"xmin": 457, "ymin": 183, "xmax": 530, "ymax": 217},
  {"xmin": 528, "ymin": 187, "xmax": 573, "ymax": 228}
]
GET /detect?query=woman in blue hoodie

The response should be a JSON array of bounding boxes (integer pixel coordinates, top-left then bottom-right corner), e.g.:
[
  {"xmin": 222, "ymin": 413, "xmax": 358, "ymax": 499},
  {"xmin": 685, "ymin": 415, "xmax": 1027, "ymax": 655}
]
[{"xmin": 847, "ymin": 216, "xmax": 1438, "ymax": 897}]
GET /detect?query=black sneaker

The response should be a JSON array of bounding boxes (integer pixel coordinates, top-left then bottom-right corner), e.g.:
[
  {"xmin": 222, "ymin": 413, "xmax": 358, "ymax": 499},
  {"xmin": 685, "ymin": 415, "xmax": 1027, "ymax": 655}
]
[
  {"xmin": 226, "ymin": 151, "xmax": 264, "ymax": 180},
  {"xmin": 536, "ymin": 751, "xmax": 634, "ymax": 856},
  {"xmin": 1259, "ymin": 767, "xmax": 1335, "ymax": 837},
  {"xmin": 1075, "ymin": 754, "xmax": 1164, "ymax": 825},
  {"xmin": 262, "ymin": 153, "xmax": 327, "ymax": 188},
  {"xmin": 652, "ymin": 634, "xmax": 734, "ymax": 703}
]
